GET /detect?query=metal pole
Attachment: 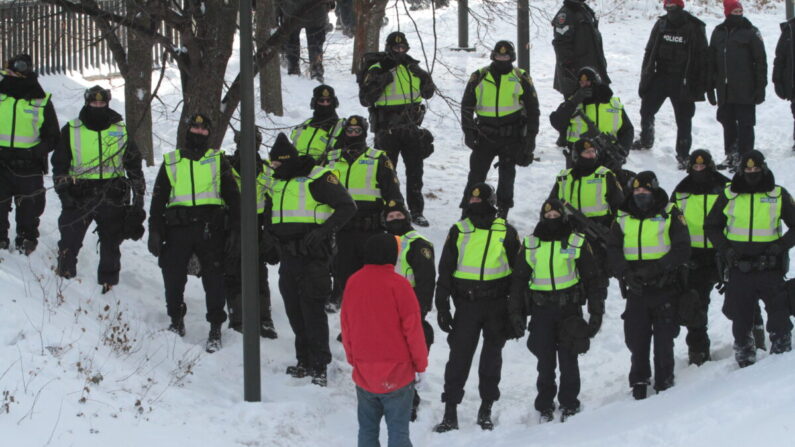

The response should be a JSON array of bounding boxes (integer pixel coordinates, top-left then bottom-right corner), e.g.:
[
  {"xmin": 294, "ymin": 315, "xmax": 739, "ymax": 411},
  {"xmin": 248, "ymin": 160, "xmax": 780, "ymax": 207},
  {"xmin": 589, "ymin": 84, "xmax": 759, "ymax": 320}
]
[
  {"xmin": 517, "ymin": 0, "xmax": 529, "ymax": 71},
  {"xmin": 788, "ymin": 0, "xmax": 794, "ymax": 20},
  {"xmin": 239, "ymin": 0, "xmax": 261, "ymax": 403},
  {"xmin": 458, "ymin": 0, "xmax": 469, "ymax": 49}
]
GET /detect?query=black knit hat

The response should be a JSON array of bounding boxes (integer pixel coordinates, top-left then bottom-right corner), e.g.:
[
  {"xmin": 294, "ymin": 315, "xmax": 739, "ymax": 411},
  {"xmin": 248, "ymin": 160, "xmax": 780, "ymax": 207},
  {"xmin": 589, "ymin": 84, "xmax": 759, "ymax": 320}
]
[
  {"xmin": 383, "ymin": 199, "xmax": 410, "ymax": 220},
  {"xmin": 540, "ymin": 198, "xmax": 567, "ymax": 219},
  {"xmin": 577, "ymin": 66, "xmax": 602, "ymax": 86},
  {"xmin": 739, "ymin": 150, "xmax": 767, "ymax": 172},
  {"xmin": 385, "ymin": 31, "xmax": 409, "ymax": 50},
  {"xmin": 269, "ymin": 132, "xmax": 299, "ymax": 162},
  {"xmin": 687, "ymin": 149, "xmax": 715, "ymax": 172},
  {"xmin": 84, "ymin": 85, "xmax": 111, "ymax": 105},
  {"xmin": 468, "ymin": 182, "xmax": 497, "ymax": 208},
  {"xmin": 7, "ymin": 53, "xmax": 32, "ymax": 75},
  {"xmin": 234, "ymin": 128, "xmax": 263, "ymax": 147},
  {"xmin": 571, "ymin": 138, "xmax": 598, "ymax": 163},
  {"xmin": 629, "ymin": 171, "xmax": 660, "ymax": 192},
  {"xmin": 364, "ymin": 232, "xmax": 399, "ymax": 265},
  {"xmin": 311, "ymin": 84, "xmax": 339, "ymax": 109},
  {"xmin": 491, "ymin": 40, "xmax": 516, "ymax": 62}
]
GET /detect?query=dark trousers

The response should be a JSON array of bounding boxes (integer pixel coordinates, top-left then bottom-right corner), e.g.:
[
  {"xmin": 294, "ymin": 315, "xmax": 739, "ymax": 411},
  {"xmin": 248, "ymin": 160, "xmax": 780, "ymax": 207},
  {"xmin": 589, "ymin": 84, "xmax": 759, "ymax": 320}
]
[
  {"xmin": 723, "ymin": 268, "xmax": 793, "ymax": 349},
  {"xmin": 460, "ymin": 136, "xmax": 521, "ymax": 210},
  {"xmin": 441, "ymin": 297, "xmax": 507, "ymax": 405},
  {"xmin": 337, "ymin": 0, "xmax": 355, "ymax": 29},
  {"xmin": 376, "ymin": 129, "xmax": 425, "ymax": 215},
  {"xmin": 527, "ymin": 304, "xmax": 582, "ymax": 412},
  {"xmin": 279, "ymin": 250, "xmax": 332, "ymax": 369},
  {"xmin": 224, "ymin": 250, "xmax": 272, "ymax": 326},
  {"xmin": 791, "ymin": 101, "xmax": 795, "ymax": 139},
  {"xmin": 285, "ymin": 25, "xmax": 326, "ymax": 73},
  {"xmin": 639, "ymin": 74, "xmax": 695, "ymax": 158},
  {"xmin": 716, "ymin": 103, "xmax": 755, "ymax": 156},
  {"xmin": 57, "ymin": 194, "xmax": 125, "ymax": 285},
  {"xmin": 623, "ymin": 288, "xmax": 679, "ymax": 390},
  {"xmin": 332, "ymin": 227, "xmax": 381, "ymax": 304},
  {"xmin": 159, "ymin": 223, "xmax": 227, "ymax": 324},
  {"xmin": 685, "ymin": 264, "xmax": 718, "ymax": 356},
  {"xmin": 0, "ymin": 165, "xmax": 45, "ymax": 242}
]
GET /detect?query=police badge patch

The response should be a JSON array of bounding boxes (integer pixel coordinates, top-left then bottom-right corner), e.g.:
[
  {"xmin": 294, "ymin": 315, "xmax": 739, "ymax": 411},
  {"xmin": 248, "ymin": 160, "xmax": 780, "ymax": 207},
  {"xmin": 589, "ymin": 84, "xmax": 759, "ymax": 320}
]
[{"xmin": 421, "ymin": 247, "xmax": 432, "ymax": 259}]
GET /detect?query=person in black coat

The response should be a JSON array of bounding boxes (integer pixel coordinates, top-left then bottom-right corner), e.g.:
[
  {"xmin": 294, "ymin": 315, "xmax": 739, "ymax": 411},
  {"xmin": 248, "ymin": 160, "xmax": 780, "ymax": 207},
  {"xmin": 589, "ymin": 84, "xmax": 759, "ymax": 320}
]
[
  {"xmin": 279, "ymin": 0, "xmax": 335, "ymax": 81},
  {"xmin": 634, "ymin": 0, "xmax": 708, "ymax": 168},
  {"xmin": 773, "ymin": 16, "xmax": 795, "ymax": 150},
  {"xmin": 707, "ymin": 1, "xmax": 767, "ymax": 171},
  {"xmin": 551, "ymin": 0, "xmax": 611, "ymax": 97}
]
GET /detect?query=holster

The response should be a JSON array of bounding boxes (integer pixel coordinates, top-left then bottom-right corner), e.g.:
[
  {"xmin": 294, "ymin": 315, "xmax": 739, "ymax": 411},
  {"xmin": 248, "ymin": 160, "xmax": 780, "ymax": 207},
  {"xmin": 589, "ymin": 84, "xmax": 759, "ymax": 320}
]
[{"xmin": 527, "ymin": 285, "xmax": 584, "ymax": 308}]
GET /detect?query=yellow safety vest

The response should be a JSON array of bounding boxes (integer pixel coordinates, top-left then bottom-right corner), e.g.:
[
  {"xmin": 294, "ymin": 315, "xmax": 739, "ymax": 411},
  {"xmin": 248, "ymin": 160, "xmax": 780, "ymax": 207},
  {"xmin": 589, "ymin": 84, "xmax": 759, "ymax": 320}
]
[
  {"xmin": 163, "ymin": 149, "xmax": 224, "ymax": 208},
  {"xmin": 474, "ymin": 67, "xmax": 525, "ymax": 118},
  {"xmin": 0, "ymin": 93, "xmax": 51, "ymax": 149},
  {"xmin": 452, "ymin": 218, "xmax": 512, "ymax": 281},
  {"xmin": 524, "ymin": 233, "xmax": 585, "ymax": 291},
  {"xmin": 617, "ymin": 203, "xmax": 676, "ymax": 261},
  {"xmin": 270, "ymin": 166, "xmax": 334, "ymax": 225},
  {"xmin": 369, "ymin": 63, "xmax": 423, "ymax": 107},
  {"xmin": 556, "ymin": 166, "xmax": 612, "ymax": 217},
  {"xmin": 566, "ymin": 97, "xmax": 624, "ymax": 143},
  {"xmin": 723, "ymin": 186, "xmax": 783, "ymax": 243},
  {"xmin": 67, "ymin": 119, "xmax": 127, "ymax": 180},
  {"xmin": 326, "ymin": 147, "xmax": 384, "ymax": 203}
]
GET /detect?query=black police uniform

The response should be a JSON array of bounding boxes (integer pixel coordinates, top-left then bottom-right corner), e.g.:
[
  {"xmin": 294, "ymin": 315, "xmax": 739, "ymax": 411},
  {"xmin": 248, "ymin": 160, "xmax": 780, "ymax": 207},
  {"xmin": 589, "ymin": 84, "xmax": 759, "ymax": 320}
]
[
  {"xmin": 551, "ymin": 0, "xmax": 611, "ymax": 96},
  {"xmin": 52, "ymin": 105, "xmax": 144, "ymax": 288},
  {"xmin": 279, "ymin": 0, "xmax": 334, "ymax": 80},
  {"xmin": 360, "ymin": 33, "xmax": 435, "ymax": 222},
  {"xmin": 0, "ymin": 61, "xmax": 60, "ymax": 252},
  {"xmin": 705, "ymin": 152, "xmax": 795, "ymax": 366},
  {"xmin": 607, "ymin": 175, "xmax": 691, "ymax": 396},
  {"xmin": 636, "ymin": 8, "xmax": 708, "ymax": 158},
  {"xmin": 773, "ymin": 17, "xmax": 795, "ymax": 150}
]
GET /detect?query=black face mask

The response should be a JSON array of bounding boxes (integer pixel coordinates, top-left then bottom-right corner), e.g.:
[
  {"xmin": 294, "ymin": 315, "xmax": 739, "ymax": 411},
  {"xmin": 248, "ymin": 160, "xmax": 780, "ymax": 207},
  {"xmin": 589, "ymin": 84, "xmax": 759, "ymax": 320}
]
[
  {"xmin": 341, "ymin": 133, "xmax": 366, "ymax": 150},
  {"xmin": 744, "ymin": 171, "xmax": 763, "ymax": 186},
  {"xmin": 467, "ymin": 201, "xmax": 496, "ymax": 216},
  {"xmin": 385, "ymin": 218, "xmax": 412, "ymax": 236},
  {"xmin": 534, "ymin": 218, "xmax": 569, "ymax": 241},
  {"xmin": 575, "ymin": 157, "xmax": 598, "ymax": 173},
  {"xmin": 1, "ymin": 75, "xmax": 43, "ymax": 99},
  {"xmin": 185, "ymin": 132, "xmax": 210, "ymax": 154},
  {"xmin": 690, "ymin": 169, "xmax": 710, "ymax": 183},
  {"xmin": 82, "ymin": 106, "xmax": 112, "ymax": 130},
  {"xmin": 666, "ymin": 7, "xmax": 685, "ymax": 26},
  {"xmin": 726, "ymin": 15, "xmax": 743, "ymax": 27},
  {"xmin": 491, "ymin": 60, "xmax": 513, "ymax": 75},
  {"xmin": 313, "ymin": 105, "xmax": 335, "ymax": 120},
  {"xmin": 273, "ymin": 158, "xmax": 301, "ymax": 180},
  {"xmin": 633, "ymin": 193, "xmax": 654, "ymax": 211}
]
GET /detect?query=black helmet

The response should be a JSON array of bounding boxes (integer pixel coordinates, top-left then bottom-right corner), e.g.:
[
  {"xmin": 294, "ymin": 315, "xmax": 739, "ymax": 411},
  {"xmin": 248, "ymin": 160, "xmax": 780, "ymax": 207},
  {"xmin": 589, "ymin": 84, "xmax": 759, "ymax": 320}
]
[
  {"xmin": 310, "ymin": 84, "xmax": 339, "ymax": 109},
  {"xmin": 385, "ymin": 31, "xmax": 409, "ymax": 51},
  {"xmin": 628, "ymin": 171, "xmax": 660, "ymax": 192},
  {"xmin": 342, "ymin": 115, "xmax": 369, "ymax": 136},
  {"xmin": 491, "ymin": 40, "xmax": 516, "ymax": 62},
  {"xmin": 84, "ymin": 85, "xmax": 111, "ymax": 105},
  {"xmin": 234, "ymin": 128, "xmax": 263, "ymax": 148},
  {"xmin": 571, "ymin": 138, "xmax": 598, "ymax": 163},
  {"xmin": 7, "ymin": 54, "xmax": 33, "ymax": 76},
  {"xmin": 186, "ymin": 113, "xmax": 212, "ymax": 132},
  {"xmin": 687, "ymin": 149, "xmax": 716, "ymax": 173},
  {"xmin": 577, "ymin": 66, "xmax": 602, "ymax": 86},
  {"xmin": 468, "ymin": 182, "xmax": 497, "ymax": 209}
]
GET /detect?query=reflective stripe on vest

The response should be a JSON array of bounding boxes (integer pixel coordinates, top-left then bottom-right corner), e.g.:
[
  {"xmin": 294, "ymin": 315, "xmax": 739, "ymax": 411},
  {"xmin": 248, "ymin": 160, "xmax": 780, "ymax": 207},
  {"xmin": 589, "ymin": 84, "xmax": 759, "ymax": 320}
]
[
  {"xmin": 164, "ymin": 149, "xmax": 224, "ymax": 207},
  {"xmin": 674, "ymin": 190, "xmax": 720, "ymax": 248},
  {"xmin": 723, "ymin": 186, "xmax": 782, "ymax": 242},
  {"xmin": 371, "ymin": 64, "xmax": 423, "ymax": 106},
  {"xmin": 566, "ymin": 97, "xmax": 623, "ymax": 142},
  {"xmin": 452, "ymin": 218, "xmax": 512, "ymax": 281},
  {"xmin": 290, "ymin": 118, "xmax": 343, "ymax": 161},
  {"xmin": 271, "ymin": 166, "xmax": 334, "ymax": 225},
  {"xmin": 231, "ymin": 164, "xmax": 267, "ymax": 214},
  {"xmin": 474, "ymin": 68, "xmax": 524, "ymax": 118},
  {"xmin": 556, "ymin": 166, "xmax": 611, "ymax": 217},
  {"xmin": 396, "ymin": 230, "xmax": 431, "ymax": 287},
  {"xmin": 524, "ymin": 233, "xmax": 584, "ymax": 291},
  {"xmin": 68, "ymin": 119, "xmax": 127, "ymax": 179},
  {"xmin": 0, "ymin": 93, "xmax": 51, "ymax": 148},
  {"xmin": 617, "ymin": 203, "xmax": 675, "ymax": 261},
  {"xmin": 326, "ymin": 147, "xmax": 383, "ymax": 202}
]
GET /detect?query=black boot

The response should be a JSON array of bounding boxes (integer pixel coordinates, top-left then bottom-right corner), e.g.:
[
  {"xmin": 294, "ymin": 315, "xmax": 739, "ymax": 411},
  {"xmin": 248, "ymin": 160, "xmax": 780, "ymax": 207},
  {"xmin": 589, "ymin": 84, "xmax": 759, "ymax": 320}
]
[
  {"xmin": 205, "ymin": 323, "xmax": 222, "ymax": 353},
  {"xmin": 168, "ymin": 317, "xmax": 186, "ymax": 337},
  {"xmin": 675, "ymin": 137, "xmax": 692, "ymax": 162},
  {"xmin": 560, "ymin": 405, "xmax": 579, "ymax": 422},
  {"xmin": 538, "ymin": 408, "xmax": 554, "ymax": 423},
  {"xmin": 688, "ymin": 350, "xmax": 711, "ymax": 366},
  {"xmin": 286, "ymin": 361, "xmax": 308, "ymax": 378},
  {"xmin": 654, "ymin": 377, "xmax": 674, "ymax": 393},
  {"xmin": 260, "ymin": 319, "xmax": 278, "ymax": 339},
  {"xmin": 631, "ymin": 118, "xmax": 654, "ymax": 150},
  {"xmin": 433, "ymin": 403, "xmax": 458, "ymax": 433},
  {"xmin": 497, "ymin": 204, "xmax": 510, "ymax": 220},
  {"xmin": 753, "ymin": 324, "xmax": 767, "ymax": 351},
  {"xmin": 310, "ymin": 366, "xmax": 327, "ymax": 387},
  {"xmin": 16, "ymin": 237, "xmax": 37, "ymax": 256},
  {"xmin": 632, "ymin": 383, "xmax": 648, "ymax": 400},
  {"xmin": 0, "ymin": 238, "xmax": 8, "ymax": 250},
  {"xmin": 734, "ymin": 334, "xmax": 756, "ymax": 368},
  {"xmin": 476, "ymin": 400, "xmax": 494, "ymax": 431},
  {"xmin": 411, "ymin": 390, "xmax": 420, "ymax": 422},
  {"xmin": 770, "ymin": 332, "xmax": 792, "ymax": 354}
]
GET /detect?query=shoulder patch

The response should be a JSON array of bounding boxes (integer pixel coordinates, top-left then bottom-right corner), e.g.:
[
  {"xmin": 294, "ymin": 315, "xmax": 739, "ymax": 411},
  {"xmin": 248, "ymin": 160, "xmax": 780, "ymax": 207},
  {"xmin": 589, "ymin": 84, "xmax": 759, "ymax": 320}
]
[
  {"xmin": 469, "ymin": 72, "xmax": 479, "ymax": 83},
  {"xmin": 677, "ymin": 214, "xmax": 686, "ymax": 225},
  {"xmin": 326, "ymin": 174, "xmax": 339, "ymax": 184},
  {"xmin": 385, "ymin": 159, "xmax": 394, "ymax": 170},
  {"xmin": 556, "ymin": 12, "xmax": 567, "ymax": 25},
  {"xmin": 421, "ymin": 247, "xmax": 432, "ymax": 259}
]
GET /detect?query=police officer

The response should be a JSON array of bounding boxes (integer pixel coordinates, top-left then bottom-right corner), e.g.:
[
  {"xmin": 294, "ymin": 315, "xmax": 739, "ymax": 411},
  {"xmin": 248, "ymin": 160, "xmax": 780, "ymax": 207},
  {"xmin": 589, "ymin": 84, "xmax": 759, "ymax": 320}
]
[
  {"xmin": 224, "ymin": 130, "xmax": 277, "ymax": 339},
  {"xmin": 552, "ymin": 0, "xmax": 611, "ymax": 98},
  {"xmin": 670, "ymin": 150, "xmax": 729, "ymax": 365},
  {"xmin": 279, "ymin": 0, "xmax": 334, "ymax": 80},
  {"xmin": 773, "ymin": 14, "xmax": 795, "ymax": 151},
  {"xmin": 361, "ymin": 32, "xmax": 435, "ymax": 227},
  {"xmin": 634, "ymin": 0, "xmax": 708, "ymax": 168},
  {"xmin": 705, "ymin": 150, "xmax": 795, "ymax": 367},
  {"xmin": 508, "ymin": 199, "xmax": 606, "ymax": 423},
  {"xmin": 148, "ymin": 114, "xmax": 240, "ymax": 353},
  {"xmin": 550, "ymin": 66, "xmax": 634, "ymax": 165},
  {"xmin": 264, "ymin": 133, "xmax": 355, "ymax": 386},
  {"xmin": 383, "ymin": 199, "xmax": 435, "ymax": 421},
  {"xmin": 0, "ymin": 54, "xmax": 60, "ymax": 254},
  {"xmin": 52, "ymin": 86, "xmax": 145, "ymax": 294},
  {"xmin": 607, "ymin": 171, "xmax": 690, "ymax": 399},
  {"xmin": 326, "ymin": 116, "xmax": 404, "ymax": 310},
  {"xmin": 290, "ymin": 84, "xmax": 344, "ymax": 162},
  {"xmin": 460, "ymin": 41, "xmax": 540, "ymax": 219},
  {"xmin": 434, "ymin": 183, "xmax": 519, "ymax": 432},
  {"xmin": 707, "ymin": 1, "xmax": 767, "ymax": 171}
]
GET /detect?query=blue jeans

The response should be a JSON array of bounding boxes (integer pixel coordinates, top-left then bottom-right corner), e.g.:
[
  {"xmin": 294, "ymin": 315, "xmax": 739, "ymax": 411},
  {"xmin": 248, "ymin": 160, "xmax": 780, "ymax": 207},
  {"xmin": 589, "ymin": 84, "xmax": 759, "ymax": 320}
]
[{"xmin": 356, "ymin": 382, "xmax": 415, "ymax": 447}]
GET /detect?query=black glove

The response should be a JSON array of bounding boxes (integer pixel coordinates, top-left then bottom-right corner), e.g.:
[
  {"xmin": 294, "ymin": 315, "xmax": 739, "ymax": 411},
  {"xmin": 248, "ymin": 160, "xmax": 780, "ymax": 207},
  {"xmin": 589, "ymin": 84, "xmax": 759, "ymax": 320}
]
[
  {"xmin": 754, "ymin": 89, "xmax": 765, "ymax": 105},
  {"xmin": 303, "ymin": 226, "xmax": 330, "ymax": 249},
  {"xmin": 570, "ymin": 86, "xmax": 593, "ymax": 105},
  {"xmin": 624, "ymin": 270, "xmax": 644, "ymax": 291},
  {"xmin": 123, "ymin": 205, "xmax": 146, "ymax": 241},
  {"xmin": 380, "ymin": 57, "xmax": 397, "ymax": 71},
  {"xmin": 707, "ymin": 89, "xmax": 717, "ymax": 106},
  {"xmin": 437, "ymin": 308, "xmax": 453, "ymax": 333},
  {"xmin": 148, "ymin": 231, "xmax": 162, "ymax": 258},
  {"xmin": 259, "ymin": 230, "xmax": 280, "ymax": 265},
  {"xmin": 588, "ymin": 313, "xmax": 603, "ymax": 338},
  {"xmin": 508, "ymin": 314, "xmax": 526, "ymax": 339},
  {"xmin": 464, "ymin": 130, "xmax": 477, "ymax": 150},
  {"xmin": 635, "ymin": 263, "xmax": 661, "ymax": 283},
  {"xmin": 515, "ymin": 137, "xmax": 536, "ymax": 167},
  {"xmin": 225, "ymin": 230, "xmax": 240, "ymax": 255}
]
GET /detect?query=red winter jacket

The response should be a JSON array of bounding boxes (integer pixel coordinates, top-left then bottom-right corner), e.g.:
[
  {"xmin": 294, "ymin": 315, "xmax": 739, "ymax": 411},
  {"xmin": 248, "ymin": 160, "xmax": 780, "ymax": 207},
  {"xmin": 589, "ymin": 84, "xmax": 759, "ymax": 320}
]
[{"xmin": 341, "ymin": 264, "xmax": 429, "ymax": 394}]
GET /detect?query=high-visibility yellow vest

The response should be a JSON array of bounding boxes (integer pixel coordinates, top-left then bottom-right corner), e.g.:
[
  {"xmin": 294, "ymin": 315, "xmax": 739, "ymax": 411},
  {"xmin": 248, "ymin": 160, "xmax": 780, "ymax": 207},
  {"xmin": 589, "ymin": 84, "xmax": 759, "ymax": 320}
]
[
  {"xmin": 0, "ymin": 93, "xmax": 51, "ymax": 149},
  {"xmin": 723, "ymin": 186, "xmax": 782, "ymax": 243},
  {"xmin": 290, "ymin": 118, "xmax": 344, "ymax": 161},
  {"xmin": 452, "ymin": 218, "xmax": 512, "ymax": 281},
  {"xmin": 474, "ymin": 67, "xmax": 525, "ymax": 118},
  {"xmin": 369, "ymin": 63, "xmax": 423, "ymax": 107},
  {"xmin": 231, "ymin": 164, "xmax": 268, "ymax": 215},
  {"xmin": 270, "ymin": 166, "xmax": 334, "ymax": 225},
  {"xmin": 326, "ymin": 147, "xmax": 384, "ymax": 203},
  {"xmin": 617, "ymin": 203, "xmax": 676, "ymax": 261},
  {"xmin": 67, "ymin": 119, "xmax": 127, "ymax": 180},
  {"xmin": 556, "ymin": 166, "xmax": 612, "ymax": 217},
  {"xmin": 396, "ymin": 230, "xmax": 432, "ymax": 287},
  {"xmin": 524, "ymin": 233, "xmax": 585, "ymax": 291},
  {"xmin": 566, "ymin": 97, "xmax": 624, "ymax": 143},
  {"xmin": 673, "ymin": 189, "xmax": 723, "ymax": 249},
  {"xmin": 163, "ymin": 149, "xmax": 224, "ymax": 208}
]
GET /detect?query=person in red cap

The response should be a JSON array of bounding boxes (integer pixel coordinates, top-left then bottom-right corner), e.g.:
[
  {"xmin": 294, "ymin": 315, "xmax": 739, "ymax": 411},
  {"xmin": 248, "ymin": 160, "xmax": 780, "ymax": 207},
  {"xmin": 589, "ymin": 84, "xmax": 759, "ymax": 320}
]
[
  {"xmin": 635, "ymin": 0, "xmax": 709, "ymax": 169},
  {"xmin": 707, "ymin": 0, "xmax": 767, "ymax": 172},
  {"xmin": 773, "ymin": 9, "xmax": 795, "ymax": 151}
]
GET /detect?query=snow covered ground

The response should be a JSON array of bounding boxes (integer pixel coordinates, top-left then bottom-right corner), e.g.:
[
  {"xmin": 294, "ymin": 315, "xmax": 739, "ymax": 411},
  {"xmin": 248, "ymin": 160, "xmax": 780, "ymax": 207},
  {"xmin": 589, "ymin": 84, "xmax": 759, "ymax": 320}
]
[{"xmin": 2, "ymin": 1, "xmax": 795, "ymax": 445}]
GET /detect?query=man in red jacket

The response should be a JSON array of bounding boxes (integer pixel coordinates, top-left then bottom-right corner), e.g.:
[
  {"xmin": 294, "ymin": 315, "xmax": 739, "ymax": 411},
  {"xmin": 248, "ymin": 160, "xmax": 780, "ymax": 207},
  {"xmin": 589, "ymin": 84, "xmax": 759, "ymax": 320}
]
[{"xmin": 341, "ymin": 232, "xmax": 429, "ymax": 447}]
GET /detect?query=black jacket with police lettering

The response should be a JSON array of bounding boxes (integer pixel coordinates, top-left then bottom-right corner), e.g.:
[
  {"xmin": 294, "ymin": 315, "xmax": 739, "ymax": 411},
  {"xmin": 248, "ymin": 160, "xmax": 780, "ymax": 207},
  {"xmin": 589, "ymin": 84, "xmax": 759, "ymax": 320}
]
[
  {"xmin": 773, "ymin": 17, "xmax": 795, "ymax": 100},
  {"xmin": 551, "ymin": 0, "xmax": 611, "ymax": 95},
  {"xmin": 708, "ymin": 16, "xmax": 767, "ymax": 106},
  {"xmin": 639, "ymin": 11, "xmax": 708, "ymax": 102}
]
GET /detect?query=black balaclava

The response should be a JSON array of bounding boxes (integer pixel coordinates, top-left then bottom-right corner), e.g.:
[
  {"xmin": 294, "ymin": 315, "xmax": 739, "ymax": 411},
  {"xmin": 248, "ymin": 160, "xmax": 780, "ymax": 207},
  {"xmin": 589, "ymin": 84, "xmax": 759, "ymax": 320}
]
[
  {"xmin": 665, "ymin": 5, "xmax": 686, "ymax": 27},
  {"xmin": 465, "ymin": 182, "xmax": 498, "ymax": 228},
  {"xmin": 737, "ymin": 150, "xmax": 768, "ymax": 189},
  {"xmin": 269, "ymin": 133, "xmax": 302, "ymax": 179},
  {"xmin": 363, "ymin": 232, "xmax": 399, "ymax": 265},
  {"xmin": 80, "ymin": 86, "xmax": 113, "ymax": 131},
  {"xmin": 310, "ymin": 84, "xmax": 339, "ymax": 122},
  {"xmin": 533, "ymin": 199, "xmax": 571, "ymax": 241},
  {"xmin": 385, "ymin": 32, "xmax": 410, "ymax": 64},
  {"xmin": 687, "ymin": 149, "xmax": 714, "ymax": 184},
  {"xmin": 629, "ymin": 171, "xmax": 660, "ymax": 214},
  {"xmin": 339, "ymin": 115, "xmax": 368, "ymax": 160},
  {"xmin": 2, "ymin": 54, "xmax": 45, "ymax": 100},
  {"xmin": 572, "ymin": 138, "xmax": 599, "ymax": 176},
  {"xmin": 383, "ymin": 199, "xmax": 413, "ymax": 236},
  {"xmin": 183, "ymin": 114, "xmax": 211, "ymax": 158},
  {"xmin": 489, "ymin": 40, "xmax": 516, "ymax": 76}
]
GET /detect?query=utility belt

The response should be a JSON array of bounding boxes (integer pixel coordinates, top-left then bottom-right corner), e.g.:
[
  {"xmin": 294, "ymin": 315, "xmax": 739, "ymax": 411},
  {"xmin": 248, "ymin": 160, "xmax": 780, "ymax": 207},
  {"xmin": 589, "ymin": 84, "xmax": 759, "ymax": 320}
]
[
  {"xmin": 277, "ymin": 234, "xmax": 334, "ymax": 259},
  {"xmin": 164, "ymin": 206, "xmax": 226, "ymax": 228},
  {"xmin": 526, "ymin": 285, "xmax": 584, "ymax": 309},
  {"xmin": 0, "ymin": 156, "xmax": 41, "ymax": 171},
  {"xmin": 369, "ymin": 104, "xmax": 425, "ymax": 133},
  {"xmin": 453, "ymin": 283, "xmax": 508, "ymax": 302},
  {"xmin": 343, "ymin": 212, "xmax": 383, "ymax": 232},
  {"xmin": 476, "ymin": 116, "xmax": 527, "ymax": 139},
  {"xmin": 68, "ymin": 178, "xmax": 128, "ymax": 199},
  {"xmin": 732, "ymin": 255, "xmax": 781, "ymax": 273}
]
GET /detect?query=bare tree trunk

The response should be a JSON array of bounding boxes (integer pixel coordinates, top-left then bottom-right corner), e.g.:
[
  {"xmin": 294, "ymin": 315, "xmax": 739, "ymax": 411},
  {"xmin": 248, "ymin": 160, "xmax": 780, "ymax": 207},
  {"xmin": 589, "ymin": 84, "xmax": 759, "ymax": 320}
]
[
  {"xmin": 257, "ymin": 0, "xmax": 283, "ymax": 116},
  {"xmin": 125, "ymin": 18, "xmax": 155, "ymax": 165},
  {"xmin": 351, "ymin": 0, "xmax": 387, "ymax": 74}
]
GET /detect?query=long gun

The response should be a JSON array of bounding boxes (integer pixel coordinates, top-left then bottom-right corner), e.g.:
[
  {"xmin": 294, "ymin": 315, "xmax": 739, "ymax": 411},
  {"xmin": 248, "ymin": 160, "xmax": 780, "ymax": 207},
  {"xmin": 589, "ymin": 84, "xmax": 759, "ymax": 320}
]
[{"xmin": 572, "ymin": 108, "xmax": 628, "ymax": 171}]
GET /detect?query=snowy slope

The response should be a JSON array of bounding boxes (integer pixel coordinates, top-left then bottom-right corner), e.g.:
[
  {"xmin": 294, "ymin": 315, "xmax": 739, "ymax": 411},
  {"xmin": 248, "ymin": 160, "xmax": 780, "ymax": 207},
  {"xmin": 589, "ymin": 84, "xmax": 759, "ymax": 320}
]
[{"xmin": 2, "ymin": 1, "xmax": 795, "ymax": 446}]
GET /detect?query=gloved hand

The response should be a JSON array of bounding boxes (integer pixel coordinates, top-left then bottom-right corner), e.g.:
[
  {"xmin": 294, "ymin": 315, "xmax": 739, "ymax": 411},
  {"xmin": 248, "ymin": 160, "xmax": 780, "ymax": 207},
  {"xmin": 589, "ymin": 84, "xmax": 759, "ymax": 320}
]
[
  {"xmin": 437, "ymin": 308, "xmax": 453, "ymax": 333},
  {"xmin": 515, "ymin": 137, "xmax": 536, "ymax": 167},
  {"xmin": 415, "ymin": 372, "xmax": 425, "ymax": 384},
  {"xmin": 464, "ymin": 130, "xmax": 478, "ymax": 150},
  {"xmin": 148, "ymin": 231, "xmax": 162, "ymax": 258},
  {"xmin": 707, "ymin": 89, "xmax": 717, "ymax": 106},
  {"xmin": 754, "ymin": 89, "xmax": 765, "ymax": 105},
  {"xmin": 508, "ymin": 313, "xmax": 526, "ymax": 339},
  {"xmin": 765, "ymin": 244, "xmax": 783, "ymax": 256},
  {"xmin": 303, "ymin": 226, "xmax": 330, "ymax": 249},
  {"xmin": 259, "ymin": 230, "xmax": 280, "ymax": 265},
  {"xmin": 635, "ymin": 263, "xmax": 660, "ymax": 283},
  {"xmin": 380, "ymin": 57, "xmax": 397, "ymax": 71},
  {"xmin": 588, "ymin": 313, "xmax": 603, "ymax": 338},
  {"xmin": 570, "ymin": 86, "xmax": 593, "ymax": 105},
  {"xmin": 723, "ymin": 247, "xmax": 737, "ymax": 267},
  {"xmin": 225, "ymin": 230, "xmax": 240, "ymax": 254},
  {"xmin": 623, "ymin": 270, "xmax": 644, "ymax": 291}
]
